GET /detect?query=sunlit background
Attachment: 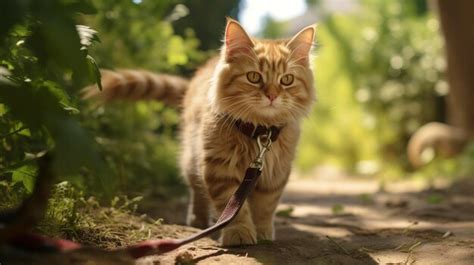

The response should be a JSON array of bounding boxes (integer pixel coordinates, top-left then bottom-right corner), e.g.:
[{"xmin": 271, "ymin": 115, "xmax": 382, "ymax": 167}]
[
  {"xmin": 2, "ymin": 0, "xmax": 473, "ymax": 199},
  {"xmin": 240, "ymin": 0, "xmax": 307, "ymax": 34},
  {"xmin": 1, "ymin": 1, "xmax": 474, "ymax": 261},
  {"xmin": 1, "ymin": 0, "xmax": 473, "ymax": 242}
]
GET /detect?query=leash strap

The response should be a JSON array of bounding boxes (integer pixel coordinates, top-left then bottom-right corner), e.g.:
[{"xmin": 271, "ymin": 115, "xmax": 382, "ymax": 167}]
[
  {"xmin": 127, "ymin": 167, "xmax": 263, "ymax": 258},
  {"xmin": 3, "ymin": 131, "xmax": 274, "ymax": 260}
]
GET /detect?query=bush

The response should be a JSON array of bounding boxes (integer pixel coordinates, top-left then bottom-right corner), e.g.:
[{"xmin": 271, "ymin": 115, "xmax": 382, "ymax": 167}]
[
  {"xmin": 0, "ymin": 0, "xmax": 103, "ymax": 195},
  {"xmin": 297, "ymin": 1, "xmax": 446, "ymax": 177},
  {"xmin": 0, "ymin": 0, "xmax": 204, "ymax": 201}
]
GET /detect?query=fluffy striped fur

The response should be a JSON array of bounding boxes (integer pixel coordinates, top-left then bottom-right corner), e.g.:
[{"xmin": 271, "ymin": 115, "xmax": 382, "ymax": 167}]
[
  {"xmin": 82, "ymin": 69, "xmax": 188, "ymax": 107},
  {"xmin": 182, "ymin": 19, "xmax": 315, "ymax": 246},
  {"xmin": 85, "ymin": 19, "xmax": 316, "ymax": 246}
]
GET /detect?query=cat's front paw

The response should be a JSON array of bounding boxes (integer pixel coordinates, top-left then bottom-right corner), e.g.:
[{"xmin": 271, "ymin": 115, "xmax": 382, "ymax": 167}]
[
  {"xmin": 221, "ymin": 225, "xmax": 257, "ymax": 247},
  {"xmin": 256, "ymin": 225, "xmax": 275, "ymax": 241}
]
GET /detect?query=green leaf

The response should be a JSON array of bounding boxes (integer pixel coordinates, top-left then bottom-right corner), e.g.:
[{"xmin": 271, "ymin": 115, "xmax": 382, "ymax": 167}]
[
  {"xmin": 27, "ymin": 16, "xmax": 90, "ymax": 89},
  {"xmin": 12, "ymin": 165, "xmax": 37, "ymax": 193},
  {"xmin": 0, "ymin": 103, "xmax": 7, "ymax": 116},
  {"xmin": 86, "ymin": 55, "xmax": 102, "ymax": 90}
]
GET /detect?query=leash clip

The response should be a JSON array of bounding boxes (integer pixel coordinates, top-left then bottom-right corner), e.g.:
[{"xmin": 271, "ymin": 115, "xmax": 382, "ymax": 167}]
[{"xmin": 250, "ymin": 130, "xmax": 273, "ymax": 170}]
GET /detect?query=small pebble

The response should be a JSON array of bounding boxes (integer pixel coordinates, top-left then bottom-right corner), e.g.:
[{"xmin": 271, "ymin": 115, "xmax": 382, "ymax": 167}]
[{"xmin": 175, "ymin": 250, "xmax": 194, "ymax": 265}]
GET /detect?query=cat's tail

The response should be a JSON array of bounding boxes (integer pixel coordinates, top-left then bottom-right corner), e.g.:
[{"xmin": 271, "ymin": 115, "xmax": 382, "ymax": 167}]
[
  {"xmin": 81, "ymin": 69, "xmax": 189, "ymax": 108},
  {"xmin": 407, "ymin": 122, "xmax": 469, "ymax": 168}
]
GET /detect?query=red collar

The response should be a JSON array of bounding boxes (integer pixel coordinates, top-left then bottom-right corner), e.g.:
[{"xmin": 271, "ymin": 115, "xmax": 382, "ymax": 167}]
[{"xmin": 234, "ymin": 119, "xmax": 282, "ymax": 142}]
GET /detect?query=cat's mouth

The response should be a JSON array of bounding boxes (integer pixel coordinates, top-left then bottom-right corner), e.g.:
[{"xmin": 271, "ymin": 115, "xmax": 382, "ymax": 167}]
[{"xmin": 257, "ymin": 104, "xmax": 284, "ymax": 116}]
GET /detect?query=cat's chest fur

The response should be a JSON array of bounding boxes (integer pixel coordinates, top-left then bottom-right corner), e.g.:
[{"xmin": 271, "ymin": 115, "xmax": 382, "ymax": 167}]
[{"xmin": 200, "ymin": 115, "xmax": 300, "ymax": 191}]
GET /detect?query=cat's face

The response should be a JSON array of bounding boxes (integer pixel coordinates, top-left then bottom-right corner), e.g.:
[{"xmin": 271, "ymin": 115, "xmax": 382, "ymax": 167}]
[{"xmin": 211, "ymin": 19, "xmax": 316, "ymax": 126}]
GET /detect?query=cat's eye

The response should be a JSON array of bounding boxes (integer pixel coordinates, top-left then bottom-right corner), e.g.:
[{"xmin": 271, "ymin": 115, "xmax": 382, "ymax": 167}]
[
  {"xmin": 246, "ymin": 71, "xmax": 262, "ymax": 84},
  {"xmin": 280, "ymin": 74, "xmax": 294, "ymax": 86}
]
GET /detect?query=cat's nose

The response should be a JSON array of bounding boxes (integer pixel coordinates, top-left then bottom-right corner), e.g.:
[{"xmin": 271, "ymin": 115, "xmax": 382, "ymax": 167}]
[{"xmin": 266, "ymin": 94, "xmax": 277, "ymax": 102}]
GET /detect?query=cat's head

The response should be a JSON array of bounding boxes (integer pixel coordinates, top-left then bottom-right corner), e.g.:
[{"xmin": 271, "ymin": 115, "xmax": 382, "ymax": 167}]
[{"xmin": 210, "ymin": 18, "xmax": 316, "ymax": 126}]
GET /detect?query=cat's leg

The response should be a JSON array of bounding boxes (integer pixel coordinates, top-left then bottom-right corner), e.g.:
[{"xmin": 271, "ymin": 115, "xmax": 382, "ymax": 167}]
[
  {"xmin": 186, "ymin": 174, "xmax": 211, "ymax": 229},
  {"xmin": 181, "ymin": 124, "xmax": 211, "ymax": 228},
  {"xmin": 205, "ymin": 175, "xmax": 257, "ymax": 246},
  {"xmin": 249, "ymin": 184, "xmax": 286, "ymax": 241}
]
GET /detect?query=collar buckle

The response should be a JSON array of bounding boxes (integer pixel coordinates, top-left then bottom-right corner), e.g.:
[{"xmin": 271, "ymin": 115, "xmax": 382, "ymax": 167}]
[{"xmin": 249, "ymin": 130, "xmax": 273, "ymax": 170}]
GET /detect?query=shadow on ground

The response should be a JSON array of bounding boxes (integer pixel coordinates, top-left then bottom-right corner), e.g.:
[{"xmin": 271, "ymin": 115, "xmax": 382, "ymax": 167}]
[{"xmin": 2, "ymin": 177, "xmax": 474, "ymax": 264}]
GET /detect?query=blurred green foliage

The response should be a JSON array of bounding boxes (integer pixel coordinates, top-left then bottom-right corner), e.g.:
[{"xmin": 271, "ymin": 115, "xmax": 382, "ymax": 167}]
[
  {"xmin": 0, "ymin": 0, "xmax": 104, "ymax": 195},
  {"xmin": 297, "ymin": 1, "xmax": 447, "ymax": 177},
  {"xmin": 0, "ymin": 0, "xmax": 214, "ymax": 202},
  {"xmin": 82, "ymin": 0, "xmax": 205, "ymax": 73},
  {"xmin": 260, "ymin": 16, "xmax": 287, "ymax": 39},
  {"xmin": 3, "ymin": 0, "xmax": 469, "ymax": 220},
  {"xmin": 413, "ymin": 142, "xmax": 474, "ymax": 180},
  {"xmin": 78, "ymin": 101, "xmax": 184, "ymax": 196},
  {"xmin": 74, "ymin": 0, "xmax": 207, "ymax": 197}
]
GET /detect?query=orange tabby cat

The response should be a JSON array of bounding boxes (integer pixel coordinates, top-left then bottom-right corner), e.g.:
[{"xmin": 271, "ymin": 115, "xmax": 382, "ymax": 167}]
[{"xmin": 84, "ymin": 19, "xmax": 316, "ymax": 246}]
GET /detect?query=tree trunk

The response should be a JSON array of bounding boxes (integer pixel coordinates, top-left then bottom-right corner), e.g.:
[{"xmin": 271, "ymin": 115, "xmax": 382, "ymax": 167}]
[
  {"xmin": 437, "ymin": 0, "xmax": 474, "ymax": 136},
  {"xmin": 407, "ymin": 1, "xmax": 473, "ymax": 167}
]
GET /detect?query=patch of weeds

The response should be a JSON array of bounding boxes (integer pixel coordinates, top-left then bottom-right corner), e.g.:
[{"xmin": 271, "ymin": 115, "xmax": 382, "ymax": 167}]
[
  {"xmin": 38, "ymin": 181, "xmax": 82, "ymax": 237},
  {"xmin": 276, "ymin": 206, "xmax": 294, "ymax": 218},
  {"xmin": 398, "ymin": 240, "xmax": 421, "ymax": 265},
  {"xmin": 331, "ymin": 204, "xmax": 345, "ymax": 215},
  {"xmin": 110, "ymin": 195, "xmax": 143, "ymax": 212},
  {"xmin": 0, "ymin": 180, "xmax": 28, "ymax": 211},
  {"xmin": 358, "ymin": 193, "xmax": 374, "ymax": 204},
  {"xmin": 67, "ymin": 195, "xmax": 163, "ymax": 249},
  {"xmin": 426, "ymin": 194, "xmax": 444, "ymax": 204},
  {"xmin": 33, "ymin": 181, "xmax": 163, "ymax": 249},
  {"xmin": 395, "ymin": 240, "xmax": 422, "ymax": 253},
  {"xmin": 257, "ymin": 239, "xmax": 273, "ymax": 245}
]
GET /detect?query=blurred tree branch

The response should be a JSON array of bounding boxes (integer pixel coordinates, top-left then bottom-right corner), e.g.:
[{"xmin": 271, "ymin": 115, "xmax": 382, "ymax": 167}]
[{"xmin": 437, "ymin": 0, "xmax": 474, "ymax": 136}]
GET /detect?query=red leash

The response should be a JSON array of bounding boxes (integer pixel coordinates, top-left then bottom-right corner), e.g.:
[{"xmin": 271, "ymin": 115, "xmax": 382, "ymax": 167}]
[
  {"xmin": 3, "ymin": 130, "xmax": 274, "ymax": 259},
  {"xmin": 126, "ymin": 166, "xmax": 264, "ymax": 258}
]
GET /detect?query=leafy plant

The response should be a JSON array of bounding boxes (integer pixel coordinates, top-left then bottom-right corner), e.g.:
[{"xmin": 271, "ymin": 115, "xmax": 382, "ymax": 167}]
[
  {"xmin": 78, "ymin": 101, "xmax": 185, "ymax": 196},
  {"xmin": 1, "ymin": 0, "xmax": 203, "ymax": 200},
  {"xmin": 82, "ymin": 0, "xmax": 205, "ymax": 72},
  {"xmin": 0, "ymin": 0, "xmax": 103, "ymax": 194}
]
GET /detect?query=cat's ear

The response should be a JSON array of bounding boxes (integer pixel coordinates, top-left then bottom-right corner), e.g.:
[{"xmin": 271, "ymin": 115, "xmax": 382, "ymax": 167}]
[
  {"xmin": 286, "ymin": 25, "xmax": 316, "ymax": 65},
  {"xmin": 224, "ymin": 18, "xmax": 254, "ymax": 61}
]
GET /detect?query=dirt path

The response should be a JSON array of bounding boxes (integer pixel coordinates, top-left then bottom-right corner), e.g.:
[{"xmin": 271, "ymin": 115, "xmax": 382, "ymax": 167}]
[
  {"xmin": 142, "ymin": 173, "xmax": 474, "ymax": 265},
  {"xmin": 3, "ymin": 174, "xmax": 474, "ymax": 264}
]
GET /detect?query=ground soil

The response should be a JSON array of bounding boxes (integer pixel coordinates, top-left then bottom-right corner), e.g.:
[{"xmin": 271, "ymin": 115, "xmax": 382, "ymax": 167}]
[
  {"xmin": 3, "ymin": 172, "xmax": 474, "ymax": 265},
  {"xmin": 140, "ymin": 173, "xmax": 474, "ymax": 265}
]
